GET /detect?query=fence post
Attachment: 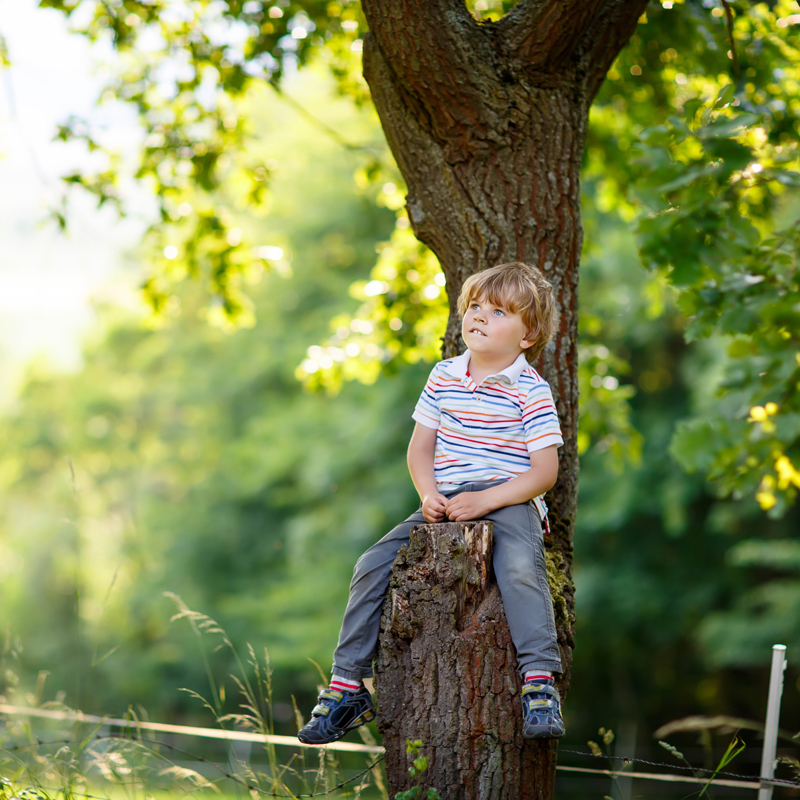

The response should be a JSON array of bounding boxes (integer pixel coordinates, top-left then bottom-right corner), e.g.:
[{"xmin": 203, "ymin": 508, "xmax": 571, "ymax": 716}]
[{"xmin": 758, "ymin": 644, "xmax": 787, "ymax": 800}]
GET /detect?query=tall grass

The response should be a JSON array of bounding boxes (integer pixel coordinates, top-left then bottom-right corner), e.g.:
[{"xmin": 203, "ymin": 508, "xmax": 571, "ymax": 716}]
[{"xmin": 0, "ymin": 599, "xmax": 387, "ymax": 800}]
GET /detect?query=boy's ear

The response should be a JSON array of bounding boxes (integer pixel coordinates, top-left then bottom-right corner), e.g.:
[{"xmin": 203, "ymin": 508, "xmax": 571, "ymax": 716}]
[{"xmin": 519, "ymin": 333, "xmax": 534, "ymax": 349}]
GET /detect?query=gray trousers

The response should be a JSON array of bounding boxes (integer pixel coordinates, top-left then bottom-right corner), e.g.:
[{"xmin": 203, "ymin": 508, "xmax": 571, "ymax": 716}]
[{"xmin": 332, "ymin": 481, "xmax": 562, "ymax": 680}]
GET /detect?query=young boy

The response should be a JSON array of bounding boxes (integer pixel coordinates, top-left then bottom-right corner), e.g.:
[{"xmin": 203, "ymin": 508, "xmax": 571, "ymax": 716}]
[{"xmin": 297, "ymin": 261, "xmax": 564, "ymax": 745}]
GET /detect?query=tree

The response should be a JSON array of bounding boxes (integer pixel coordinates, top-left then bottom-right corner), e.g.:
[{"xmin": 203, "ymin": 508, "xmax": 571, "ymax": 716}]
[{"xmin": 356, "ymin": 2, "xmax": 647, "ymax": 792}]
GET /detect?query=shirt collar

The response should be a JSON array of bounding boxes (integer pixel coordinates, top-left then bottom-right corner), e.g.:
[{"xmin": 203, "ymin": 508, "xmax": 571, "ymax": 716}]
[{"xmin": 442, "ymin": 350, "xmax": 528, "ymax": 385}]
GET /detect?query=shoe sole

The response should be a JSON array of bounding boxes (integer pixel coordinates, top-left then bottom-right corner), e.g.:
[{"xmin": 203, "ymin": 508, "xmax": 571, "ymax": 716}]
[
  {"xmin": 523, "ymin": 725, "xmax": 565, "ymax": 739},
  {"xmin": 297, "ymin": 709, "xmax": 376, "ymax": 745}
]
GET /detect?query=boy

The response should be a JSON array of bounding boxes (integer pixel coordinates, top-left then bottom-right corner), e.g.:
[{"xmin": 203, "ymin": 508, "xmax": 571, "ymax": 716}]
[{"xmin": 298, "ymin": 261, "xmax": 564, "ymax": 745}]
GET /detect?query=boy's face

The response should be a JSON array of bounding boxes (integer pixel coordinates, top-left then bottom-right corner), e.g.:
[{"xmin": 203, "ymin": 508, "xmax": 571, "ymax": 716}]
[{"xmin": 461, "ymin": 294, "xmax": 532, "ymax": 363}]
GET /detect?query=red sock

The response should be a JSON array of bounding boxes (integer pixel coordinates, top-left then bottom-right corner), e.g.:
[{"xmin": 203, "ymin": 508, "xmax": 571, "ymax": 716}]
[
  {"xmin": 524, "ymin": 671, "xmax": 553, "ymax": 683},
  {"xmin": 330, "ymin": 674, "xmax": 362, "ymax": 693}
]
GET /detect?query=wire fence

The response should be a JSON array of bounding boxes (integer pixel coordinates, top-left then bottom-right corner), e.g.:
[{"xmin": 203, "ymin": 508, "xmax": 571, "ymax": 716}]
[
  {"xmin": 0, "ymin": 735, "xmax": 385, "ymax": 799},
  {"xmin": 2, "ymin": 704, "xmax": 799, "ymax": 796}
]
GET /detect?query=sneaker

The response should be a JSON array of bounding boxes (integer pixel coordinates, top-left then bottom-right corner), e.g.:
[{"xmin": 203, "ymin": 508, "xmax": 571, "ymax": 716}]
[
  {"xmin": 521, "ymin": 680, "xmax": 565, "ymax": 739},
  {"xmin": 297, "ymin": 686, "xmax": 375, "ymax": 745}
]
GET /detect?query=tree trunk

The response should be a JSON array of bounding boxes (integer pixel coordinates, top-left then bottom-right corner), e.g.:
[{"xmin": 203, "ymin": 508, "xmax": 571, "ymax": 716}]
[
  {"xmin": 360, "ymin": 0, "xmax": 648, "ymax": 793},
  {"xmin": 375, "ymin": 521, "xmax": 565, "ymax": 799}
]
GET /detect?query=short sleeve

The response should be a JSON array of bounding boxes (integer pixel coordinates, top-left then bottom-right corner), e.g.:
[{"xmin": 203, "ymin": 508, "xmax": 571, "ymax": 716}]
[
  {"xmin": 412, "ymin": 364, "xmax": 441, "ymax": 430},
  {"xmin": 521, "ymin": 380, "xmax": 563, "ymax": 453}
]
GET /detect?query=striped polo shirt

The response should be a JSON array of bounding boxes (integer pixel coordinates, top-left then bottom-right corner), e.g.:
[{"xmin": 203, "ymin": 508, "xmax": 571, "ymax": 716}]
[{"xmin": 412, "ymin": 350, "xmax": 563, "ymax": 520}]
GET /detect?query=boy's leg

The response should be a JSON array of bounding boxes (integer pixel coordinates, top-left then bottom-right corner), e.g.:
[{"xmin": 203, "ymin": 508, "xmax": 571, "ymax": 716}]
[
  {"xmin": 297, "ymin": 507, "xmax": 427, "ymax": 744},
  {"xmin": 331, "ymin": 507, "xmax": 427, "ymax": 681},
  {"xmin": 476, "ymin": 491, "xmax": 564, "ymax": 738},
  {"xmin": 484, "ymin": 497, "xmax": 562, "ymax": 676},
  {"xmin": 330, "ymin": 487, "xmax": 561, "ymax": 680}
]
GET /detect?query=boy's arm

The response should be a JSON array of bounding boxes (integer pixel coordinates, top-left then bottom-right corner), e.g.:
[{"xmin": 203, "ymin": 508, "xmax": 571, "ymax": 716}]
[
  {"xmin": 407, "ymin": 422, "xmax": 448, "ymax": 523},
  {"xmin": 444, "ymin": 445, "xmax": 559, "ymax": 522}
]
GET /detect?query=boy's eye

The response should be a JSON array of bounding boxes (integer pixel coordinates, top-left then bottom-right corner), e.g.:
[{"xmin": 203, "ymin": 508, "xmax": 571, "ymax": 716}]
[
  {"xmin": 493, "ymin": 309, "xmax": 505, "ymax": 316},
  {"xmin": 471, "ymin": 303, "xmax": 480, "ymax": 311}
]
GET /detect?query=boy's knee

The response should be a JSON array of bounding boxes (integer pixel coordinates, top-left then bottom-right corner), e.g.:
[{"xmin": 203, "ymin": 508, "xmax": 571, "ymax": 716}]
[{"xmin": 352, "ymin": 552, "xmax": 378, "ymax": 582}]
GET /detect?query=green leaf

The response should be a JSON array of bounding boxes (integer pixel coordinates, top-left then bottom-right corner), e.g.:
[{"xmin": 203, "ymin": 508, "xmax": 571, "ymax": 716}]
[
  {"xmin": 639, "ymin": 125, "xmax": 673, "ymax": 145},
  {"xmin": 670, "ymin": 419, "xmax": 724, "ymax": 473},
  {"xmin": 697, "ymin": 112, "xmax": 761, "ymax": 140},
  {"xmin": 703, "ymin": 138, "xmax": 754, "ymax": 176},
  {"xmin": 654, "ymin": 165, "xmax": 713, "ymax": 194},
  {"xmin": 713, "ymin": 83, "xmax": 736, "ymax": 110},
  {"xmin": 669, "ymin": 254, "xmax": 704, "ymax": 286},
  {"xmin": 729, "ymin": 539, "xmax": 800, "ymax": 569},
  {"xmin": 775, "ymin": 170, "xmax": 800, "ymax": 187},
  {"xmin": 720, "ymin": 273, "xmax": 765, "ymax": 292}
]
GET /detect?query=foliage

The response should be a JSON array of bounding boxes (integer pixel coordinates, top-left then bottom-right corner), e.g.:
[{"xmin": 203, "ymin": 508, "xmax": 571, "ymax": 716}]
[
  {"xmin": 698, "ymin": 534, "xmax": 800, "ymax": 664},
  {"xmin": 295, "ymin": 225, "xmax": 446, "ymax": 391},
  {"xmin": 393, "ymin": 740, "xmax": 440, "ymax": 800},
  {"xmin": 0, "ymin": 76, "xmax": 417, "ymax": 716},
  {"xmin": 583, "ymin": 0, "xmax": 800, "ymax": 514},
  {"xmin": 0, "ymin": 732, "xmax": 216, "ymax": 800},
  {"xmin": 39, "ymin": 0, "xmax": 373, "ymax": 319},
  {"xmin": 567, "ymin": 5, "xmax": 800, "ymax": 722},
  {"xmin": 635, "ymin": 80, "xmax": 800, "ymax": 516}
]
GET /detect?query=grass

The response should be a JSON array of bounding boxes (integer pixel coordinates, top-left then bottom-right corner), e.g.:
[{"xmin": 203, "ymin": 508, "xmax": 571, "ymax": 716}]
[{"xmin": 0, "ymin": 597, "xmax": 388, "ymax": 800}]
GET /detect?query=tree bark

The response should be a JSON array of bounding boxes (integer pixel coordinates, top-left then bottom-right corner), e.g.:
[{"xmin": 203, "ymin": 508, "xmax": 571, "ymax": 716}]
[
  {"xmin": 376, "ymin": 521, "xmax": 569, "ymax": 799},
  {"xmin": 361, "ymin": 0, "xmax": 648, "ymax": 793}
]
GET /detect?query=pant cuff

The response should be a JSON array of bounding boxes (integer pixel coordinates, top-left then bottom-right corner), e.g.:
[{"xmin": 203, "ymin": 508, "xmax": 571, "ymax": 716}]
[
  {"xmin": 331, "ymin": 663, "xmax": 373, "ymax": 681},
  {"xmin": 518, "ymin": 660, "xmax": 562, "ymax": 677}
]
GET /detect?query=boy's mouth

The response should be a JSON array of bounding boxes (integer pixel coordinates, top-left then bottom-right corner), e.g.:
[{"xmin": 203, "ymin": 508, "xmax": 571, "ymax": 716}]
[{"xmin": 469, "ymin": 328, "xmax": 487, "ymax": 337}]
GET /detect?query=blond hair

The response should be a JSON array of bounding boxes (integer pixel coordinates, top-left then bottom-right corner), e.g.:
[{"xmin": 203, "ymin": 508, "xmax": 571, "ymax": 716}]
[{"xmin": 457, "ymin": 262, "xmax": 557, "ymax": 363}]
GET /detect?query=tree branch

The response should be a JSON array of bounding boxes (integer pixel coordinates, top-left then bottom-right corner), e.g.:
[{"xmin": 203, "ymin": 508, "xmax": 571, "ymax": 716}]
[
  {"xmin": 496, "ymin": 0, "xmax": 647, "ymax": 104},
  {"xmin": 497, "ymin": 0, "xmax": 608, "ymax": 71},
  {"xmin": 361, "ymin": 0, "xmax": 498, "ymax": 137},
  {"xmin": 577, "ymin": 0, "xmax": 650, "ymax": 103},
  {"xmin": 721, "ymin": 0, "xmax": 740, "ymax": 77}
]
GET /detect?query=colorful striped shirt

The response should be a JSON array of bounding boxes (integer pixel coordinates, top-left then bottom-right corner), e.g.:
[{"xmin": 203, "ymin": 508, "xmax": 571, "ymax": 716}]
[{"xmin": 412, "ymin": 350, "xmax": 563, "ymax": 520}]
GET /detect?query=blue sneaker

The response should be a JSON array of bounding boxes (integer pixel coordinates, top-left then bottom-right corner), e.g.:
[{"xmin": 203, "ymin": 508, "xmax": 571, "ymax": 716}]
[
  {"xmin": 297, "ymin": 687, "xmax": 375, "ymax": 745},
  {"xmin": 521, "ymin": 680, "xmax": 565, "ymax": 739}
]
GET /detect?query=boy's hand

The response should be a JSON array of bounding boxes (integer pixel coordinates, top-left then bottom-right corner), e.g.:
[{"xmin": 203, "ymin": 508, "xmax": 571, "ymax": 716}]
[
  {"xmin": 422, "ymin": 492, "xmax": 448, "ymax": 523},
  {"xmin": 445, "ymin": 490, "xmax": 495, "ymax": 522}
]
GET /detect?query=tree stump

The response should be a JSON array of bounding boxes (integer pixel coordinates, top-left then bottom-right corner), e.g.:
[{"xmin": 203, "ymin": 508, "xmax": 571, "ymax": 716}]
[{"xmin": 375, "ymin": 521, "xmax": 560, "ymax": 800}]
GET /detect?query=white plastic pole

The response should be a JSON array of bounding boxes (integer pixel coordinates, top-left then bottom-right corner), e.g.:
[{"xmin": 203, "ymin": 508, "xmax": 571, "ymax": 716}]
[{"xmin": 758, "ymin": 644, "xmax": 787, "ymax": 800}]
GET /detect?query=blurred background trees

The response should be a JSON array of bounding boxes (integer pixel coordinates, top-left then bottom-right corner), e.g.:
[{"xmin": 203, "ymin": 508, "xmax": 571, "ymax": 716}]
[{"xmin": 1, "ymin": 0, "xmax": 799, "ymax": 783}]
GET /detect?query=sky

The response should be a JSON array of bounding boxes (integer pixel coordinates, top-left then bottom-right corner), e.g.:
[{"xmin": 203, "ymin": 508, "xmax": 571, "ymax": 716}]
[{"xmin": 0, "ymin": 0, "xmax": 148, "ymax": 402}]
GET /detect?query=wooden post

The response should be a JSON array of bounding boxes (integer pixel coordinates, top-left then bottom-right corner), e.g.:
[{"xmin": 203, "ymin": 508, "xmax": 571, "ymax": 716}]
[{"xmin": 375, "ymin": 521, "xmax": 561, "ymax": 800}]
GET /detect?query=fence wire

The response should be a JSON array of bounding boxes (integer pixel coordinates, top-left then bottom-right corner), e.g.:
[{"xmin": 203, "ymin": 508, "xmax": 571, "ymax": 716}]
[
  {"xmin": 0, "ymin": 734, "xmax": 386, "ymax": 799},
  {"xmin": 2, "ymin": 723, "xmax": 800, "ymax": 794},
  {"xmin": 557, "ymin": 747, "xmax": 800, "ymax": 789}
]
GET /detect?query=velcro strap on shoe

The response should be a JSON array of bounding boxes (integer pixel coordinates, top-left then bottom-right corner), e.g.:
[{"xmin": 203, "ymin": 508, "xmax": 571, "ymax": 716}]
[
  {"xmin": 522, "ymin": 683, "xmax": 560, "ymax": 701},
  {"xmin": 311, "ymin": 704, "xmax": 331, "ymax": 717},
  {"xmin": 320, "ymin": 689, "xmax": 343, "ymax": 702},
  {"xmin": 527, "ymin": 698, "xmax": 555, "ymax": 710}
]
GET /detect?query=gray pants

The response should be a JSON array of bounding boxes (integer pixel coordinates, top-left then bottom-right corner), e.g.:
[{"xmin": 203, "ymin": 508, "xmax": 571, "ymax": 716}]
[{"xmin": 332, "ymin": 481, "xmax": 562, "ymax": 680}]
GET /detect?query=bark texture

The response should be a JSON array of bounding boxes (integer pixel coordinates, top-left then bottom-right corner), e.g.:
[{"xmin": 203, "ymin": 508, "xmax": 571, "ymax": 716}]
[
  {"xmin": 360, "ymin": 0, "xmax": 648, "ymax": 794},
  {"xmin": 376, "ymin": 521, "xmax": 569, "ymax": 799}
]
